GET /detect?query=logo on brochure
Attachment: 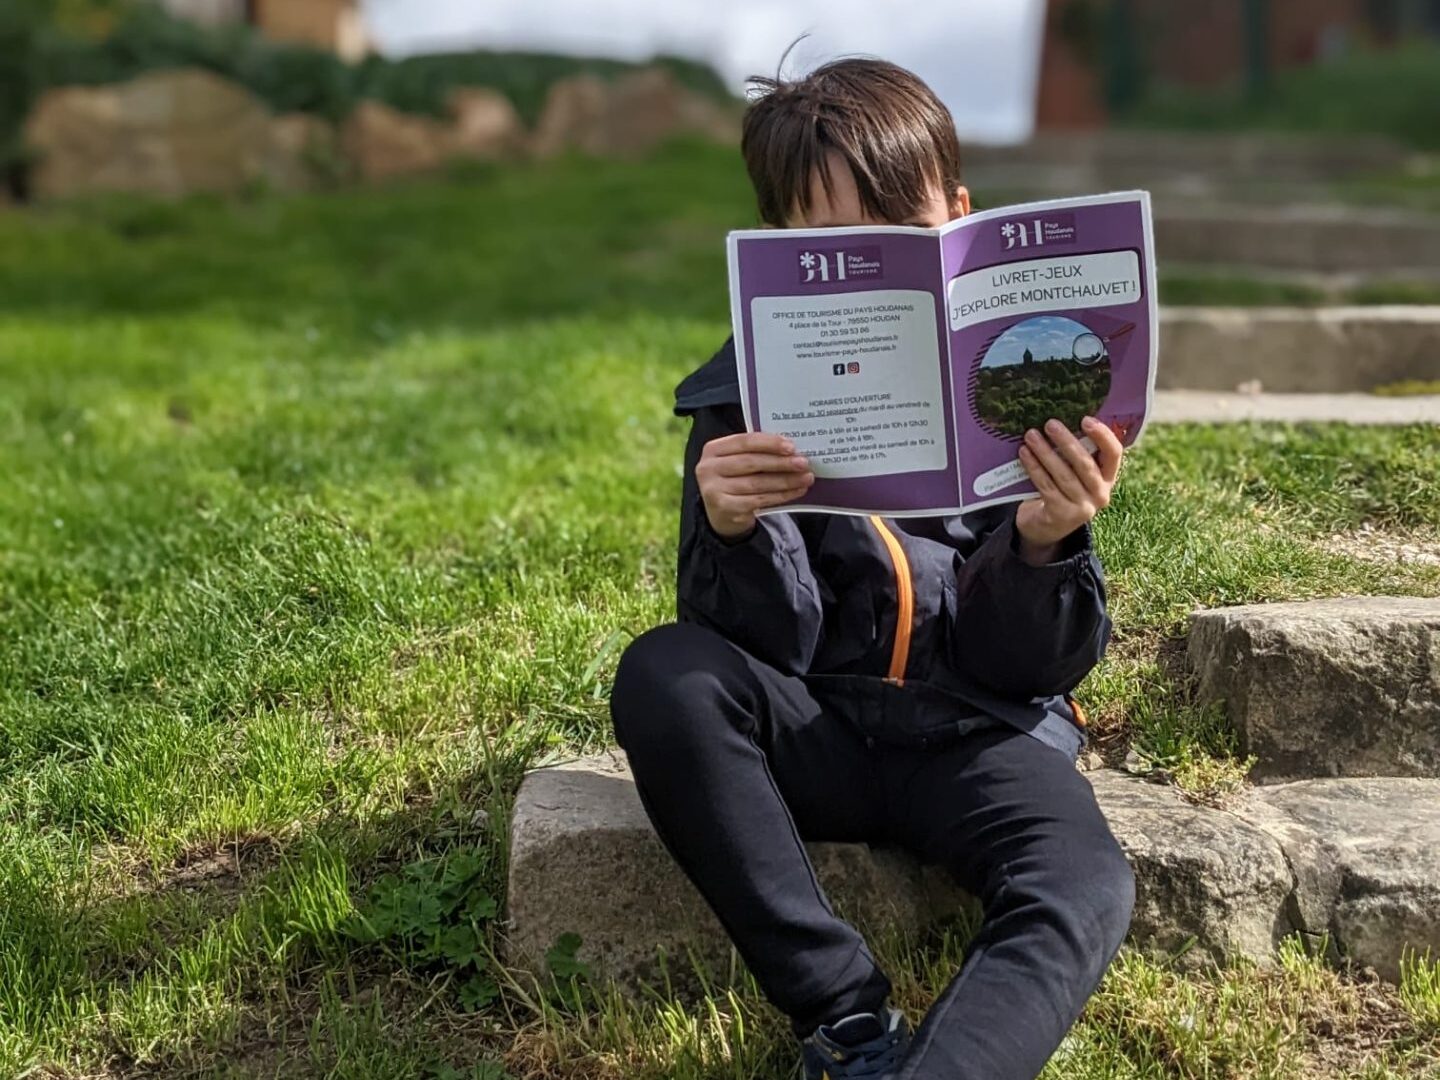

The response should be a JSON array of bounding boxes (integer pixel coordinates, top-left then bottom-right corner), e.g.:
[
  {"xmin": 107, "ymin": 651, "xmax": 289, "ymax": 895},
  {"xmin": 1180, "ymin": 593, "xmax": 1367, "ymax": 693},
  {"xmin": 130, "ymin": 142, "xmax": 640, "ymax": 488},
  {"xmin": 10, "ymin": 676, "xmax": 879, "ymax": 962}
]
[
  {"xmin": 830, "ymin": 362, "xmax": 862, "ymax": 376},
  {"xmin": 1000, "ymin": 213, "xmax": 1077, "ymax": 250},
  {"xmin": 799, "ymin": 246, "xmax": 883, "ymax": 284}
]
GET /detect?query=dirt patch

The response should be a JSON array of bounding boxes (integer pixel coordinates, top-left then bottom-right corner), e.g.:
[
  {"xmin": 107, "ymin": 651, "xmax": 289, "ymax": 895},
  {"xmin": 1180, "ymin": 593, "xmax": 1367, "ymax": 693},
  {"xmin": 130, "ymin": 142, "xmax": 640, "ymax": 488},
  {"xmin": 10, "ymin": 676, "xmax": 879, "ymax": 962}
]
[
  {"xmin": 1296, "ymin": 962, "xmax": 1440, "ymax": 1078},
  {"xmin": 1318, "ymin": 523, "xmax": 1440, "ymax": 568},
  {"xmin": 135, "ymin": 834, "xmax": 282, "ymax": 899}
]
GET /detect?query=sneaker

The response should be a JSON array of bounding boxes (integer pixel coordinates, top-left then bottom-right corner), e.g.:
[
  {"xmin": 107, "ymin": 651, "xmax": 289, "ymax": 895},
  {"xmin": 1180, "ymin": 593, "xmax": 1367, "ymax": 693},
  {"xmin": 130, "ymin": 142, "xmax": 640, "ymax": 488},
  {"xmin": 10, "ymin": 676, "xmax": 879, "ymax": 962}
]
[{"xmin": 801, "ymin": 1004, "xmax": 910, "ymax": 1079}]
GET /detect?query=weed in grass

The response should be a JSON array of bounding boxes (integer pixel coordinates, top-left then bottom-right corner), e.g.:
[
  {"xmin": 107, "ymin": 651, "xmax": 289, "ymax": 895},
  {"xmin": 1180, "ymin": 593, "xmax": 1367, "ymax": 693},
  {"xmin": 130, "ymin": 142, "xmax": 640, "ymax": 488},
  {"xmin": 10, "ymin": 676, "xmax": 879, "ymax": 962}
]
[{"xmin": 1403, "ymin": 949, "xmax": 1440, "ymax": 1033}]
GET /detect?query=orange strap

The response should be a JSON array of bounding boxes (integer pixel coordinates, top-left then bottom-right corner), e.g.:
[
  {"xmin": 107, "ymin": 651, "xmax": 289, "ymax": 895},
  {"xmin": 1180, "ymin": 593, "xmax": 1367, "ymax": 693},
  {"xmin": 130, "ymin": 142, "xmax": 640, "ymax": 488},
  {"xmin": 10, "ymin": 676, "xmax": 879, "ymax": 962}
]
[{"xmin": 869, "ymin": 517, "xmax": 913, "ymax": 686}]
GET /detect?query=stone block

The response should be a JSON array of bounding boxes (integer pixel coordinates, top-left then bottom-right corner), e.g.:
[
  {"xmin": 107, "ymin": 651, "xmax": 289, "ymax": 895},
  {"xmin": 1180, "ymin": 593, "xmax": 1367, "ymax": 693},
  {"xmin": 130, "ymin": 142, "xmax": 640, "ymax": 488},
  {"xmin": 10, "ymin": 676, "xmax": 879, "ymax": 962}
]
[
  {"xmin": 1158, "ymin": 307, "xmax": 1440, "ymax": 393},
  {"xmin": 1238, "ymin": 778, "xmax": 1440, "ymax": 981},
  {"xmin": 506, "ymin": 756, "xmax": 1304, "ymax": 992},
  {"xmin": 1189, "ymin": 598, "xmax": 1440, "ymax": 782}
]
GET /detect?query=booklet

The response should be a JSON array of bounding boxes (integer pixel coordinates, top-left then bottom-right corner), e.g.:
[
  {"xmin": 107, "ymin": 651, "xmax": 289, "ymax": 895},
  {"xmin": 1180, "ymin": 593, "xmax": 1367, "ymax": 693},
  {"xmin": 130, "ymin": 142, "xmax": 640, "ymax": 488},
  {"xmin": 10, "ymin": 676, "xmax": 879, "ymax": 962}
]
[{"xmin": 726, "ymin": 191, "xmax": 1158, "ymax": 517}]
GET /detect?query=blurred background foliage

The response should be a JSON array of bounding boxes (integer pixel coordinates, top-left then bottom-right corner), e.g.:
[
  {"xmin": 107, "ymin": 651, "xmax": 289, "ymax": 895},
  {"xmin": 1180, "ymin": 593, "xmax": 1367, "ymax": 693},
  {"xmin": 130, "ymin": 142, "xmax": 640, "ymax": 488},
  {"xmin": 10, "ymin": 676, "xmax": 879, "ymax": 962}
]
[
  {"xmin": 0, "ymin": 0, "xmax": 731, "ymax": 189},
  {"xmin": 1124, "ymin": 40, "xmax": 1440, "ymax": 150}
]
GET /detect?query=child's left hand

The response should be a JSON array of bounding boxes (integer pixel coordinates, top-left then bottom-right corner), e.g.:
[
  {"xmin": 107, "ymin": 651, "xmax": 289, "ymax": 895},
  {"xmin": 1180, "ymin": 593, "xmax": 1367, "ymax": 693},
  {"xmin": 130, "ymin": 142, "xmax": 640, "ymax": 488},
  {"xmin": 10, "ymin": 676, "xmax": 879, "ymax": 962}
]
[{"xmin": 1014, "ymin": 416, "xmax": 1123, "ymax": 566}]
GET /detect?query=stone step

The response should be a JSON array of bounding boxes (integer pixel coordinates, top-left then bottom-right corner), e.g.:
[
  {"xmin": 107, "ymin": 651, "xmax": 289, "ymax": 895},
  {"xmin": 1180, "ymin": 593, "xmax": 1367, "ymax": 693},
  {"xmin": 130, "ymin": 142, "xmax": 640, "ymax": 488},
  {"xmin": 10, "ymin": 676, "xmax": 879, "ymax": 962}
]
[
  {"xmin": 505, "ymin": 754, "xmax": 1440, "ymax": 994},
  {"xmin": 1152, "ymin": 390, "xmax": 1440, "ymax": 426},
  {"xmin": 1157, "ymin": 306, "xmax": 1440, "ymax": 393},
  {"xmin": 963, "ymin": 131, "xmax": 1415, "ymax": 189},
  {"xmin": 1188, "ymin": 598, "xmax": 1440, "ymax": 783},
  {"xmin": 1156, "ymin": 205, "xmax": 1440, "ymax": 275},
  {"xmin": 504, "ymin": 750, "xmax": 967, "ymax": 994},
  {"xmin": 1235, "ymin": 777, "xmax": 1440, "ymax": 981}
]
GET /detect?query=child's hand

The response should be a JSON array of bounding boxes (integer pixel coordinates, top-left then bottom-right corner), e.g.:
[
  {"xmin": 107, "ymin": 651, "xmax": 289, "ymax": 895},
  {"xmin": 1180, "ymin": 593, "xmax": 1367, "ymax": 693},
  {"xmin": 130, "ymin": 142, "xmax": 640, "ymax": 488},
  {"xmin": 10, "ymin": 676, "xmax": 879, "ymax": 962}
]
[
  {"xmin": 1014, "ymin": 416, "xmax": 1123, "ymax": 566},
  {"xmin": 697, "ymin": 432, "xmax": 815, "ymax": 541}
]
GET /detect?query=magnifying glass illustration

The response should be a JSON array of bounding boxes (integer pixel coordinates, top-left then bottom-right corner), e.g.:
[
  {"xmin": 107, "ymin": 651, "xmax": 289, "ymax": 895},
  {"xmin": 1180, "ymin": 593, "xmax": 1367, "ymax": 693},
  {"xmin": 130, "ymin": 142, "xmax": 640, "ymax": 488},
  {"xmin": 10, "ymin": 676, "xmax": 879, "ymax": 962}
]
[
  {"xmin": 1073, "ymin": 332, "xmax": 1105, "ymax": 365},
  {"xmin": 1071, "ymin": 322, "xmax": 1134, "ymax": 366}
]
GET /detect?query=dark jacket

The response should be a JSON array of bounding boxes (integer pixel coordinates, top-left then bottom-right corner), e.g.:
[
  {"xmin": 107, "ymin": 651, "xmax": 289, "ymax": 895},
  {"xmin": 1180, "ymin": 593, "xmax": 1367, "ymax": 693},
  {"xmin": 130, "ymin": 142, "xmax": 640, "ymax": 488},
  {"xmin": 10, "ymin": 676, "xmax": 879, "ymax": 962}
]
[{"xmin": 673, "ymin": 338, "xmax": 1111, "ymax": 761}]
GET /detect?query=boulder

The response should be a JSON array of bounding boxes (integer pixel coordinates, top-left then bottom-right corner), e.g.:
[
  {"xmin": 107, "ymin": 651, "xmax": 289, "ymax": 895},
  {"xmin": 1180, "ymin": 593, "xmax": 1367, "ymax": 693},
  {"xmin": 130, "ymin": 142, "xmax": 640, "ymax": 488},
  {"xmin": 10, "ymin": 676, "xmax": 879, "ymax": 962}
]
[
  {"xmin": 532, "ymin": 66, "xmax": 739, "ymax": 159},
  {"xmin": 25, "ymin": 69, "xmax": 270, "ymax": 199},
  {"xmin": 1189, "ymin": 598, "xmax": 1440, "ymax": 782},
  {"xmin": 505, "ymin": 756, "xmax": 1304, "ymax": 993},
  {"xmin": 1158, "ymin": 307, "xmax": 1440, "ymax": 393},
  {"xmin": 1237, "ymin": 778, "xmax": 1440, "ymax": 981},
  {"xmin": 22, "ymin": 68, "xmax": 334, "ymax": 199},
  {"xmin": 263, "ymin": 112, "xmax": 341, "ymax": 191},
  {"xmin": 1086, "ymin": 769, "xmax": 1294, "ymax": 968},
  {"xmin": 505, "ymin": 751, "xmax": 970, "ymax": 993},
  {"xmin": 341, "ymin": 100, "xmax": 458, "ymax": 182},
  {"xmin": 446, "ymin": 88, "xmax": 526, "ymax": 159}
]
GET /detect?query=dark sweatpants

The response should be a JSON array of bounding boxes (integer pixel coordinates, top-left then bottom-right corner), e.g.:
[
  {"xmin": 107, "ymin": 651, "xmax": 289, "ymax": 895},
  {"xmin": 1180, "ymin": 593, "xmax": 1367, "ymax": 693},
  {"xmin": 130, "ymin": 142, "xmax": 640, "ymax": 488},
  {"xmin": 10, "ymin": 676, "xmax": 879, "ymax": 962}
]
[{"xmin": 610, "ymin": 621, "xmax": 1136, "ymax": 1080}]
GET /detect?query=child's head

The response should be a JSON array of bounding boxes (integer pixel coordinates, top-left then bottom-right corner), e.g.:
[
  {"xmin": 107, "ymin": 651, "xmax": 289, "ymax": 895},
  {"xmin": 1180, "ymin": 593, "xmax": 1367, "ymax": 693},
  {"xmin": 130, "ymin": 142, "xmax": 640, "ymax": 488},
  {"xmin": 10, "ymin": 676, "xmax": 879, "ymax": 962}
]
[{"xmin": 741, "ymin": 58, "xmax": 971, "ymax": 231}]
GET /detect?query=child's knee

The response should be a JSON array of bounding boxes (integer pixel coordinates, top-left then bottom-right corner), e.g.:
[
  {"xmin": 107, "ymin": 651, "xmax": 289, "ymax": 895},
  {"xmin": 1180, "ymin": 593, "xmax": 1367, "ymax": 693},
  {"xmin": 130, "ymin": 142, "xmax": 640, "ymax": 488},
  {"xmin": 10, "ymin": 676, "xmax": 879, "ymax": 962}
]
[
  {"xmin": 610, "ymin": 623, "xmax": 732, "ymax": 749},
  {"xmin": 1082, "ymin": 831, "xmax": 1136, "ymax": 948}
]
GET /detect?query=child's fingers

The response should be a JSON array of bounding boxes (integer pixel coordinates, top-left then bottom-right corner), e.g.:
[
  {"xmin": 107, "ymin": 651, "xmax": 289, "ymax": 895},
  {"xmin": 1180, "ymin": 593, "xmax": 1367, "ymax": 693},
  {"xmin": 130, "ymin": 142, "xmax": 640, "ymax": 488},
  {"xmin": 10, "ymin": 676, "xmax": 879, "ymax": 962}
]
[
  {"xmin": 1082, "ymin": 419, "xmax": 1125, "ymax": 485},
  {"xmin": 708, "ymin": 452, "xmax": 810, "ymax": 478},
  {"xmin": 710, "ymin": 432, "xmax": 796, "ymax": 458},
  {"xmin": 748, "ymin": 485, "xmax": 812, "ymax": 510},
  {"xmin": 730, "ymin": 471, "xmax": 814, "ymax": 496},
  {"xmin": 1047, "ymin": 422, "xmax": 1110, "ymax": 503},
  {"xmin": 1023, "ymin": 428, "xmax": 1089, "ymax": 506},
  {"xmin": 1018, "ymin": 445, "xmax": 1063, "ymax": 503}
]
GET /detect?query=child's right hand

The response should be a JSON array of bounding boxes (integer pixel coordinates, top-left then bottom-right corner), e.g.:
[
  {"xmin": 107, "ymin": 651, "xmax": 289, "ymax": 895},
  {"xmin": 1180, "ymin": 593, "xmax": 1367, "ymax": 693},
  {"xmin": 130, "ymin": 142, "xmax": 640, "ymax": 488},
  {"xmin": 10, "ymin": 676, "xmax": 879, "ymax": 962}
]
[{"xmin": 697, "ymin": 432, "xmax": 814, "ymax": 541}]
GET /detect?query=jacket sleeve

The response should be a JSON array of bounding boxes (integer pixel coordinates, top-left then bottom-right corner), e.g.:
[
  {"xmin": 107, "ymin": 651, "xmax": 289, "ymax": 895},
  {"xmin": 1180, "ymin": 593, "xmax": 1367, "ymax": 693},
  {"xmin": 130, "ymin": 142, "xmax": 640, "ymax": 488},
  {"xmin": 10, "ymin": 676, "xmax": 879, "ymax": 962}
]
[
  {"xmin": 948, "ymin": 504, "xmax": 1111, "ymax": 699},
  {"xmin": 675, "ymin": 403, "xmax": 823, "ymax": 675}
]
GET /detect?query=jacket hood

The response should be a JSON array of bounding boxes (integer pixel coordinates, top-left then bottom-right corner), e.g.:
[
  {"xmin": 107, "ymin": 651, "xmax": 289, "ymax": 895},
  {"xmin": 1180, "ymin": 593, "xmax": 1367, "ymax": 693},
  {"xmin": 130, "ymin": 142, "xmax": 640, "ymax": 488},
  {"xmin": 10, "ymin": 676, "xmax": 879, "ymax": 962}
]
[{"xmin": 674, "ymin": 337, "xmax": 740, "ymax": 416}]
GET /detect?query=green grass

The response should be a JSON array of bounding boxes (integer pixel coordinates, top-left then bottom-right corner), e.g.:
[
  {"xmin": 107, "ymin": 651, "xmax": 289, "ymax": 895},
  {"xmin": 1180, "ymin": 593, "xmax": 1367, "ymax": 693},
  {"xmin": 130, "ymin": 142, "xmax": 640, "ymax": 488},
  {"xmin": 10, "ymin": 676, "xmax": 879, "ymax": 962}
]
[
  {"xmin": 1125, "ymin": 41, "xmax": 1440, "ymax": 151},
  {"xmin": 1, "ymin": 140, "xmax": 1439, "ymax": 1078}
]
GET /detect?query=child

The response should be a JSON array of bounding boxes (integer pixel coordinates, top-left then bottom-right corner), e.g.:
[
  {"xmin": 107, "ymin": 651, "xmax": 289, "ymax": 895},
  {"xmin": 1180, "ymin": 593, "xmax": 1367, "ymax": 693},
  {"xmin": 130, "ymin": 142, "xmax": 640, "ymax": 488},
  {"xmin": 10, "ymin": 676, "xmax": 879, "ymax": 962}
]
[{"xmin": 611, "ymin": 57, "xmax": 1134, "ymax": 1080}]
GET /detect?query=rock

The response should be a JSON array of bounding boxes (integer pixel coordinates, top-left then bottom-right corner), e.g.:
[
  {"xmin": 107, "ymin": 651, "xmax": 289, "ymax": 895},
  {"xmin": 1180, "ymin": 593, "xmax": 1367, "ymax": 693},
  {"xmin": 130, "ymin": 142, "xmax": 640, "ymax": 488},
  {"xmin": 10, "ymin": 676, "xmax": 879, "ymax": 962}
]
[
  {"xmin": 1237, "ymin": 778, "xmax": 1440, "ymax": 981},
  {"xmin": 263, "ymin": 112, "xmax": 341, "ymax": 191},
  {"xmin": 532, "ymin": 66, "xmax": 739, "ymax": 159},
  {"xmin": 1188, "ymin": 598, "xmax": 1440, "ymax": 782},
  {"xmin": 530, "ymin": 74, "xmax": 608, "ymax": 159},
  {"xmin": 1087, "ymin": 769, "xmax": 1294, "ymax": 968},
  {"xmin": 340, "ymin": 100, "xmax": 458, "ymax": 182},
  {"xmin": 26, "ymin": 69, "xmax": 262, "ymax": 198},
  {"xmin": 446, "ymin": 88, "xmax": 525, "ymax": 159},
  {"xmin": 1157, "ymin": 307, "xmax": 1440, "ymax": 393},
  {"xmin": 507, "ymin": 754, "xmax": 1311, "ymax": 995},
  {"xmin": 506, "ymin": 751, "xmax": 970, "ymax": 993},
  {"xmin": 23, "ymin": 68, "xmax": 339, "ymax": 199}
]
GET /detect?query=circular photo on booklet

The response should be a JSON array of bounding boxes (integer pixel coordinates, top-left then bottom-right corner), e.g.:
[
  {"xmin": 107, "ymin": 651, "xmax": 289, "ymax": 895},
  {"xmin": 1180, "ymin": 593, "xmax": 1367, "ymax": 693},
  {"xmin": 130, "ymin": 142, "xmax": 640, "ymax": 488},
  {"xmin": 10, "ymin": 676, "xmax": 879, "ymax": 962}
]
[{"xmin": 971, "ymin": 315, "xmax": 1113, "ymax": 439}]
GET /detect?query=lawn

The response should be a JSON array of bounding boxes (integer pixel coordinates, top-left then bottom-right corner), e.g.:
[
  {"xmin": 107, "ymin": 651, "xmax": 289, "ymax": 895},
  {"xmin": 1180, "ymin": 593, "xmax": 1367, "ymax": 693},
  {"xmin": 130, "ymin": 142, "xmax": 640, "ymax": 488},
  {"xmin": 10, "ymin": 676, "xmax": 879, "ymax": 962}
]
[{"xmin": 1, "ymin": 141, "xmax": 1439, "ymax": 1079}]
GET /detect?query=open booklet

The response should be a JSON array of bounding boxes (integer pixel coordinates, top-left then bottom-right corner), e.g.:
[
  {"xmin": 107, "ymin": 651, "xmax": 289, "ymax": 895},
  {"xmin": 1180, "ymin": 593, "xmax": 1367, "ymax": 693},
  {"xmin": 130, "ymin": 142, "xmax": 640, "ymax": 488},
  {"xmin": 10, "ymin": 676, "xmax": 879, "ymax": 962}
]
[{"xmin": 726, "ymin": 191, "xmax": 1158, "ymax": 517}]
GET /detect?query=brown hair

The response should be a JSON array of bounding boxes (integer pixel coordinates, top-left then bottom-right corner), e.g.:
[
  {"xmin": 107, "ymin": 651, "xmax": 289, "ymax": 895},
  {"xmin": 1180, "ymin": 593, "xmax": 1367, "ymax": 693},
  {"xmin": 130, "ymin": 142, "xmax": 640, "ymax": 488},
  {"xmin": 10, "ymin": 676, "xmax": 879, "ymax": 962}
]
[{"xmin": 741, "ymin": 57, "xmax": 964, "ymax": 227}]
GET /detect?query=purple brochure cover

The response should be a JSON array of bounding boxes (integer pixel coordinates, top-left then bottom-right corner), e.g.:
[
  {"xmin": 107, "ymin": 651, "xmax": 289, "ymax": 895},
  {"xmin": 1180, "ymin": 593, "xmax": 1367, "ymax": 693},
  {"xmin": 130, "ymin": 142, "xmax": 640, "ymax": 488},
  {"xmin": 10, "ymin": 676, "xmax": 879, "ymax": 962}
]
[
  {"xmin": 728, "ymin": 228, "xmax": 962, "ymax": 515},
  {"xmin": 940, "ymin": 192, "xmax": 1156, "ymax": 510},
  {"xmin": 726, "ymin": 191, "xmax": 1157, "ymax": 517}
]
